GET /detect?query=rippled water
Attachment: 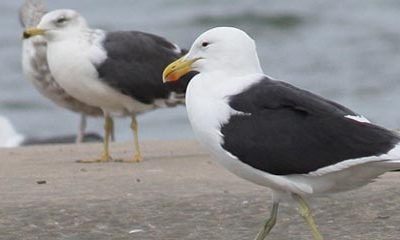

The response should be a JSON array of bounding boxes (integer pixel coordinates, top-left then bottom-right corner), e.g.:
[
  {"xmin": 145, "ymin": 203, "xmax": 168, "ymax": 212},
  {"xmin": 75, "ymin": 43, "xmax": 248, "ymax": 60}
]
[{"xmin": 1, "ymin": 0, "xmax": 400, "ymax": 141}]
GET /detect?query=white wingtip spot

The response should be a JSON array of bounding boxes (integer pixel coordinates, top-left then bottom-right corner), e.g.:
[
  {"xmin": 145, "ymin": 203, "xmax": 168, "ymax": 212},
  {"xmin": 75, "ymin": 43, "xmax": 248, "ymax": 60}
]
[
  {"xmin": 129, "ymin": 229, "xmax": 144, "ymax": 234},
  {"xmin": 344, "ymin": 115, "xmax": 370, "ymax": 123},
  {"xmin": 172, "ymin": 43, "xmax": 182, "ymax": 54}
]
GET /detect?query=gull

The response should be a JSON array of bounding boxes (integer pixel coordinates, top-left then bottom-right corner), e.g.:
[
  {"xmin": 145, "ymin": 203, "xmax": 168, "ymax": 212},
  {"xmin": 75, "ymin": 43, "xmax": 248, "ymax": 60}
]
[
  {"xmin": 23, "ymin": 9, "xmax": 193, "ymax": 162},
  {"xmin": 19, "ymin": 0, "xmax": 104, "ymax": 143},
  {"xmin": 163, "ymin": 26, "xmax": 400, "ymax": 239}
]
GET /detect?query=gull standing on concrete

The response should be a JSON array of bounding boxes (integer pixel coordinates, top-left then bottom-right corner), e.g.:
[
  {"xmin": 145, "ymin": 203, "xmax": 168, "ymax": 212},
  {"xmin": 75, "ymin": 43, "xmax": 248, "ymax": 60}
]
[
  {"xmin": 23, "ymin": 9, "xmax": 193, "ymax": 163},
  {"xmin": 19, "ymin": 0, "xmax": 104, "ymax": 143},
  {"xmin": 163, "ymin": 27, "xmax": 400, "ymax": 239}
]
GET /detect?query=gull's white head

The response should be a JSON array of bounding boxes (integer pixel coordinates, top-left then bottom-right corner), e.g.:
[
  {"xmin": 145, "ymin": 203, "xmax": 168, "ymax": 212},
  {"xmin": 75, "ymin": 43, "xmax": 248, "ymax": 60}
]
[
  {"xmin": 23, "ymin": 9, "xmax": 88, "ymax": 41},
  {"xmin": 163, "ymin": 27, "xmax": 263, "ymax": 82}
]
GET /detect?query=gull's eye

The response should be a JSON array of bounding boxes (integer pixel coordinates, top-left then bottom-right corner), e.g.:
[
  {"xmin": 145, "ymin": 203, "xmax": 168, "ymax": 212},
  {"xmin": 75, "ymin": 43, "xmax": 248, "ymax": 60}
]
[
  {"xmin": 201, "ymin": 41, "xmax": 209, "ymax": 47},
  {"xmin": 56, "ymin": 17, "xmax": 68, "ymax": 24}
]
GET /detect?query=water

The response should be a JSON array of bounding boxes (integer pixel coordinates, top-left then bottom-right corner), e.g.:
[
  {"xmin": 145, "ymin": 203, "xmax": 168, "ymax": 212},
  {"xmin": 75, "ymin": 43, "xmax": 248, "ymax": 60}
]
[{"xmin": 1, "ymin": 0, "xmax": 400, "ymax": 141}]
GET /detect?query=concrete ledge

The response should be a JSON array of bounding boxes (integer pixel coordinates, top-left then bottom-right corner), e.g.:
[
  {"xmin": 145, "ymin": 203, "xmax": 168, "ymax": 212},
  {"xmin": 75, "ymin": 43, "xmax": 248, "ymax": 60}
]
[{"xmin": 1, "ymin": 140, "xmax": 400, "ymax": 239}]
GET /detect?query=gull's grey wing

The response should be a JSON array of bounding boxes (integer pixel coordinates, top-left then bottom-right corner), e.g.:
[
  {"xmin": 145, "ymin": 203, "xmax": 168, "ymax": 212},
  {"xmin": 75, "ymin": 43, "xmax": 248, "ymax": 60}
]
[{"xmin": 19, "ymin": 0, "xmax": 47, "ymax": 28}]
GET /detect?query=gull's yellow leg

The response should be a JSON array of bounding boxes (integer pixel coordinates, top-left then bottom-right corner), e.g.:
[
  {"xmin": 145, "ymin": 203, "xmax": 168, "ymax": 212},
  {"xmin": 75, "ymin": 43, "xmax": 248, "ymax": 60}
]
[
  {"xmin": 116, "ymin": 114, "xmax": 143, "ymax": 163},
  {"xmin": 130, "ymin": 115, "xmax": 143, "ymax": 162},
  {"xmin": 77, "ymin": 114, "xmax": 113, "ymax": 163},
  {"xmin": 254, "ymin": 202, "xmax": 279, "ymax": 240},
  {"xmin": 101, "ymin": 114, "xmax": 113, "ymax": 161},
  {"xmin": 110, "ymin": 117, "xmax": 115, "ymax": 142},
  {"xmin": 292, "ymin": 193, "xmax": 324, "ymax": 240}
]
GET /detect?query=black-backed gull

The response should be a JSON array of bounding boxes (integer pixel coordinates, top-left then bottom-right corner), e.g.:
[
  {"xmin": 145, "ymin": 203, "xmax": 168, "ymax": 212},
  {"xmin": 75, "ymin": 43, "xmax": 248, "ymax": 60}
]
[{"xmin": 163, "ymin": 26, "xmax": 400, "ymax": 240}]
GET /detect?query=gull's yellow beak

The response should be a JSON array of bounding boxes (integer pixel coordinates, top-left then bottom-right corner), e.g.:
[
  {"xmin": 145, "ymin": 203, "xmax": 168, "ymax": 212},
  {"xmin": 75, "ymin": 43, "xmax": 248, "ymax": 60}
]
[
  {"xmin": 163, "ymin": 56, "xmax": 196, "ymax": 83},
  {"xmin": 23, "ymin": 27, "xmax": 46, "ymax": 39}
]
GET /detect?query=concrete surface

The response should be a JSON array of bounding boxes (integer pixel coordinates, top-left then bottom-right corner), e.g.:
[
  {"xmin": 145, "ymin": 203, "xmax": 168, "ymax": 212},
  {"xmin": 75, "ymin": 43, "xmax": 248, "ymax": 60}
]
[{"xmin": 1, "ymin": 140, "xmax": 400, "ymax": 240}]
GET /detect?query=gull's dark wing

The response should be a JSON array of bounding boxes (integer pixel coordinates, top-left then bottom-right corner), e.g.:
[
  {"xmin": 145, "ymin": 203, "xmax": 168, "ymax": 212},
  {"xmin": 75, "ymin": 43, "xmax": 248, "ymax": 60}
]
[
  {"xmin": 96, "ymin": 31, "xmax": 195, "ymax": 104},
  {"xmin": 221, "ymin": 77, "xmax": 400, "ymax": 175}
]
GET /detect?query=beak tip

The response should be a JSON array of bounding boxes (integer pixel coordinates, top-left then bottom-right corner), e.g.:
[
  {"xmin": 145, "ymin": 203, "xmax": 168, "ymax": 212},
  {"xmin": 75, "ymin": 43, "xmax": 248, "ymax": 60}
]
[
  {"xmin": 162, "ymin": 76, "xmax": 171, "ymax": 83},
  {"xmin": 162, "ymin": 74, "xmax": 167, "ymax": 83},
  {"xmin": 162, "ymin": 70, "xmax": 173, "ymax": 83},
  {"xmin": 22, "ymin": 31, "xmax": 30, "ymax": 39},
  {"xmin": 162, "ymin": 56, "xmax": 193, "ymax": 84}
]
